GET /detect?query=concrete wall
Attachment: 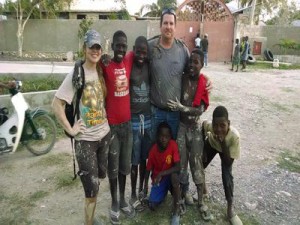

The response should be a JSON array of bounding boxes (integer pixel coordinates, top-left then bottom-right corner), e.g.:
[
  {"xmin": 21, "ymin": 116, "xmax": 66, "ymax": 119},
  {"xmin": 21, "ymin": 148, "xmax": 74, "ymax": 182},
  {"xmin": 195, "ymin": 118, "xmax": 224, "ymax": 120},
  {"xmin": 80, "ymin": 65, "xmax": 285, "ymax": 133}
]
[
  {"xmin": 239, "ymin": 25, "xmax": 300, "ymax": 56},
  {"xmin": 0, "ymin": 90, "xmax": 57, "ymax": 113},
  {"xmin": 0, "ymin": 20, "xmax": 160, "ymax": 54}
]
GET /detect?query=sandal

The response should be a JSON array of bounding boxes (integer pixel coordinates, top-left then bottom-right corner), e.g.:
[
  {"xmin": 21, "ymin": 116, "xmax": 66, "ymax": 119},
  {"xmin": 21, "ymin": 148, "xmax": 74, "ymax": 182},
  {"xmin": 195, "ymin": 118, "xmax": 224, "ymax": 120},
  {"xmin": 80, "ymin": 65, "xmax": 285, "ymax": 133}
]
[
  {"xmin": 110, "ymin": 210, "xmax": 120, "ymax": 225},
  {"xmin": 178, "ymin": 199, "xmax": 186, "ymax": 215},
  {"xmin": 130, "ymin": 199, "xmax": 145, "ymax": 212},
  {"xmin": 171, "ymin": 214, "xmax": 180, "ymax": 225},
  {"xmin": 229, "ymin": 215, "xmax": 243, "ymax": 225},
  {"xmin": 199, "ymin": 204, "xmax": 213, "ymax": 221},
  {"xmin": 120, "ymin": 205, "xmax": 136, "ymax": 218}
]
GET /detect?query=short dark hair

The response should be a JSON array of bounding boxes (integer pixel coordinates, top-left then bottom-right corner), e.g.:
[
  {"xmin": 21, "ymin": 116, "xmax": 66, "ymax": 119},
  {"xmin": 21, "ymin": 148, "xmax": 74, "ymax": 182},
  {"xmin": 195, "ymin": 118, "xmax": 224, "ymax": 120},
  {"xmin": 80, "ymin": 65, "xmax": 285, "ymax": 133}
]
[
  {"xmin": 213, "ymin": 106, "xmax": 229, "ymax": 120},
  {"xmin": 191, "ymin": 48, "xmax": 204, "ymax": 66},
  {"xmin": 113, "ymin": 30, "xmax": 127, "ymax": 43},
  {"xmin": 160, "ymin": 8, "xmax": 176, "ymax": 27},
  {"xmin": 156, "ymin": 122, "xmax": 172, "ymax": 138},
  {"xmin": 135, "ymin": 36, "xmax": 148, "ymax": 47}
]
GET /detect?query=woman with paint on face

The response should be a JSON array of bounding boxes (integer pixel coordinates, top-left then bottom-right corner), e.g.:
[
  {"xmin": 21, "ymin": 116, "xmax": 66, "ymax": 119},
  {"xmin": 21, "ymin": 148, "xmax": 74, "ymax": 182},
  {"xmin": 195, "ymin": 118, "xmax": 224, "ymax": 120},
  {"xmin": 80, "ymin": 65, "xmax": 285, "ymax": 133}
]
[{"xmin": 52, "ymin": 30, "xmax": 110, "ymax": 225}]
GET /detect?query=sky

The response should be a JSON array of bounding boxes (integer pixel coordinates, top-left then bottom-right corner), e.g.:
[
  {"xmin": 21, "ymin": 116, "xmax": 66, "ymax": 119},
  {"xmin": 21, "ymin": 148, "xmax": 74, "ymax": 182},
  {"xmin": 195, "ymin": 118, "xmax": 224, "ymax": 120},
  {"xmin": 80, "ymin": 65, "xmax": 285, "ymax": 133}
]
[{"xmin": 1, "ymin": 0, "xmax": 299, "ymax": 16}]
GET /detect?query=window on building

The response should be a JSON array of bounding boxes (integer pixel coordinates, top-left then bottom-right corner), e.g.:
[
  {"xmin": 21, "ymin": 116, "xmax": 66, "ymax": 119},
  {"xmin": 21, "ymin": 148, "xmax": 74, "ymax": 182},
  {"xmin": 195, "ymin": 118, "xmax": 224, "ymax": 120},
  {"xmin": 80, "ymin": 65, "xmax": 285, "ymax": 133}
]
[
  {"xmin": 77, "ymin": 14, "xmax": 86, "ymax": 19},
  {"xmin": 99, "ymin": 15, "xmax": 109, "ymax": 20}
]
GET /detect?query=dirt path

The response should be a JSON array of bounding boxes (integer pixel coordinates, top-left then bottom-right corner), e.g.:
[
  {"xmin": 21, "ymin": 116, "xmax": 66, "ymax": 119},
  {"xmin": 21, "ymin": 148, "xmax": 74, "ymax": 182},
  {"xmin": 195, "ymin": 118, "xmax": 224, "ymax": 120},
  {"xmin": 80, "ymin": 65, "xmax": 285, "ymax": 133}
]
[{"xmin": 1, "ymin": 63, "xmax": 299, "ymax": 225}]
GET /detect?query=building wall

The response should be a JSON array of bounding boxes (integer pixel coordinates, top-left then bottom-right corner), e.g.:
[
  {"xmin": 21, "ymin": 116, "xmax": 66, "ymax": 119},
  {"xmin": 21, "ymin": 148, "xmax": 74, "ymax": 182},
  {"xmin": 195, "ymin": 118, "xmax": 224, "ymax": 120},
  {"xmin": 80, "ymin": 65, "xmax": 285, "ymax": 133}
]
[
  {"xmin": 239, "ymin": 25, "xmax": 300, "ymax": 56},
  {"xmin": 0, "ymin": 20, "xmax": 159, "ymax": 55},
  {"xmin": 1, "ymin": 19, "xmax": 299, "ymax": 60}
]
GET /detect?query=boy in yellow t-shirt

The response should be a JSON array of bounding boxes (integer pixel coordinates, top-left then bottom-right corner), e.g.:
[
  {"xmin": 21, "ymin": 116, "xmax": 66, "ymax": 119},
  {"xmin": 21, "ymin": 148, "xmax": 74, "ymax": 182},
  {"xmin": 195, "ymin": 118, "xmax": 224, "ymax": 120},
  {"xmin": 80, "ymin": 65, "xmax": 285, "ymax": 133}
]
[{"xmin": 202, "ymin": 106, "xmax": 243, "ymax": 225}]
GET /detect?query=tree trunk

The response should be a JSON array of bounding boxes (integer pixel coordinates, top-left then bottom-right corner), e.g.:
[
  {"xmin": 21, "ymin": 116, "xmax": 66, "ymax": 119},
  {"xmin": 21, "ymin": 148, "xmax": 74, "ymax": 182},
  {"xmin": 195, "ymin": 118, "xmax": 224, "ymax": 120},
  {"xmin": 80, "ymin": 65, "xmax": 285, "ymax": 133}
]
[
  {"xmin": 250, "ymin": 0, "xmax": 257, "ymax": 25},
  {"xmin": 17, "ymin": 23, "xmax": 23, "ymax": 57}
]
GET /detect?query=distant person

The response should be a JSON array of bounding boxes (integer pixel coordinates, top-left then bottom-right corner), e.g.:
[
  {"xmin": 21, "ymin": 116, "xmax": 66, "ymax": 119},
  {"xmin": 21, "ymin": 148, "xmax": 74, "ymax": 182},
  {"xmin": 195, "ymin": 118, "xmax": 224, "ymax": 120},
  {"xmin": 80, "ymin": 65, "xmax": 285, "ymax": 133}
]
[
  {"xmin": 195, "ymin": 33, "xmax": 201, "ymax": 48},
  {"xmin": 231, "ymin": 38, "xmax": 240, "ymax": 72},
  {"xmin": 202, "ymin": 106, "xmax": 243, "ymax": 225},
  {"xmin": 167, "ymin": 48, "xmax": 212, "ymax": 221},
  {"xmin": 128, "ymin": 36, "xmax": 152, "ymax": 212},
  {"xmin": 143, "ymin": 122, "xmax": 181, "ymax": 225},
  {"xmin": 241, "ymin": 36, "xmax": 249, "ymax": 71},
  {"xmin": 52, "ymin": 29, "xmax": 111, "ymax": 225},
  {"xmin": 200, "ymin": 34, "xmax": 209, "ymax": 67}
]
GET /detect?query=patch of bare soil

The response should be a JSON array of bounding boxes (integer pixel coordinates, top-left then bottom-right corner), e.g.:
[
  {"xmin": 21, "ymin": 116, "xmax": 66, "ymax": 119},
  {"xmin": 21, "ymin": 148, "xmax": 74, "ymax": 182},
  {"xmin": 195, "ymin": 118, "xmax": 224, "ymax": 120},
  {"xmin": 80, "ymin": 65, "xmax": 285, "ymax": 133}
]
[{"xmin": 0, "ymin": 63, "xmax": 299, "ymax": 225}]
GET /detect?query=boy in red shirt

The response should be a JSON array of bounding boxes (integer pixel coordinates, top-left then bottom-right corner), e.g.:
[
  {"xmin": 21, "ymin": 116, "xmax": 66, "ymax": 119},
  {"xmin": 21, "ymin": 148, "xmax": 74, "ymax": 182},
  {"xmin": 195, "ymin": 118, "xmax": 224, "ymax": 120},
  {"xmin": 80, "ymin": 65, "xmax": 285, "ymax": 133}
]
[
  {"xmin": 100, "ymin": 30, "xmax": 135, "ymax": 224},
  {"xmin": 143, "ymin": 122, "xmax": 181, "ymax": 225}
]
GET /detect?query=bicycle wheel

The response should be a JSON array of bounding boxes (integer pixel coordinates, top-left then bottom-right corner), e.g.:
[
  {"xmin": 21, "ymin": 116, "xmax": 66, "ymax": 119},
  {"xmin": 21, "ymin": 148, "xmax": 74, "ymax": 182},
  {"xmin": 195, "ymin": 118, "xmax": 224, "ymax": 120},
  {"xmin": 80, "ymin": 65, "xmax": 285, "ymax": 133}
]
[{"xmin": 23, "ymin": 114, "xmax": 57, "ymax": 156}]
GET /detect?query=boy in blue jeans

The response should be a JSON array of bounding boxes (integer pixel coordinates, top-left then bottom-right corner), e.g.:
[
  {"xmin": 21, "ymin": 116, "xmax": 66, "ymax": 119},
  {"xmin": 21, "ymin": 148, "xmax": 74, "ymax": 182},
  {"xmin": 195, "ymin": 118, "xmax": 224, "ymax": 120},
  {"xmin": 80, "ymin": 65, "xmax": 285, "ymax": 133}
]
[{"xmin": 143, "ymin": 122, "xmax": 181, "ymax": 225}]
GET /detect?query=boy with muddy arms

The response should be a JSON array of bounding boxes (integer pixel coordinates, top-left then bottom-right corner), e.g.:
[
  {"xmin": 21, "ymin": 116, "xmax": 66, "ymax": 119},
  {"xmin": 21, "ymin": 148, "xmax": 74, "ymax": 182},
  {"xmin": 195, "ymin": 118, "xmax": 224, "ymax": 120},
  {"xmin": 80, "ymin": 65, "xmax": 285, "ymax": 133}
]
[
  {"xmin": 143, "ymin": 122, "xmax": 181, "ymax": 225},
  {"xmin": 202, "ymin": 105, "xmax": 243, "ymax": 225},
  {"xmin": 167, "ymin": 48, "xmax": 212, "ymax": 221}
]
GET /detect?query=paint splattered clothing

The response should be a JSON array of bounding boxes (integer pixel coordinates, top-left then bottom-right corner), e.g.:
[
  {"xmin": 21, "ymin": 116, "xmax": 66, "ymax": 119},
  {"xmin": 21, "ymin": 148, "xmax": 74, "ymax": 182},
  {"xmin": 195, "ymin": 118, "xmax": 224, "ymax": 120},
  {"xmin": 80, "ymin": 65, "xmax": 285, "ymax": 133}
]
[
  {"xmin": 56, "ymin": 66, "xmax": 111, "ymax": 198},
  {"xmin": 100, "ymin": 55, "xmax": 134, "ymax": 179},
  {"xmin": 55, "ymin": 69, "xmax": 110, "ymax": 141},
  {"xmin": 75, "ymin": 132, "xmax": 111, "ymax": 198},
  {"xmin": 146, "ymin": 139, "xmax": 180, "ymax": 181},
  {"xmin": 177, "ymin": 73, "xmax": 207, "ymax": 186}
]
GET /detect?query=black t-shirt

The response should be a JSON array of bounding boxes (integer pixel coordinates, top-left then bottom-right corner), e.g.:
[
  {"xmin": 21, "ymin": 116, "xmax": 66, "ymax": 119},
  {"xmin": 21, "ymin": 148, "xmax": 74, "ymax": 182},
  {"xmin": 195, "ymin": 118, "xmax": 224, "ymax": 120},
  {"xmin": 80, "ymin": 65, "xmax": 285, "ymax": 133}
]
[{"xmin": 130, "ymin": 63, "xmax": 151, "ymax": 115}]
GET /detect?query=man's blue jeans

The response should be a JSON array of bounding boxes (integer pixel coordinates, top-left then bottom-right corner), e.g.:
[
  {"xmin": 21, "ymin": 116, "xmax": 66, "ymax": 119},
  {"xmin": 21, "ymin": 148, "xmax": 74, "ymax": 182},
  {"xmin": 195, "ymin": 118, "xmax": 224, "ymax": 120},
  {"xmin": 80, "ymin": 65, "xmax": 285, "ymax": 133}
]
[
  {"xmin": 151, "ymin": 105, "xmax": 180, "ymax": 139},
  {"xmin": 203, "ymin": 51, "xmax": 208, "ymax": 66}
]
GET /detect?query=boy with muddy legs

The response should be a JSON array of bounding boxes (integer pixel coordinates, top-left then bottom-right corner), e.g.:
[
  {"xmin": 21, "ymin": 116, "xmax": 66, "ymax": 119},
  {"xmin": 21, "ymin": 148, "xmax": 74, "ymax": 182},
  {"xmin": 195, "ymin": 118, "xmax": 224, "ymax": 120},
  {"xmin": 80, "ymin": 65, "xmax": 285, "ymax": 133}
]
[
  {"xmin": 231, "ymin": 38, "xmax": 240, "ymax": 72},
  {"xmin": 167, "ymin": 48, "xmax": 212, "ymax": 221},
  {"xmin": 128, "ymin": 36, "xmax": 152, "ymax": 212},
  {"xmin": 143, "ymin": 122, "xmax": 181, "ymax": 225},
  {"xmin": 100, "ymin": 30, "xmax": 135, "ymax": 224},
  {"xmin": 52, "ymin": 30, "xmax": 111, "ymax": 225},
  {"xmin": 202, "ymin": 106, "xmax": 243, "ymax": 225}
]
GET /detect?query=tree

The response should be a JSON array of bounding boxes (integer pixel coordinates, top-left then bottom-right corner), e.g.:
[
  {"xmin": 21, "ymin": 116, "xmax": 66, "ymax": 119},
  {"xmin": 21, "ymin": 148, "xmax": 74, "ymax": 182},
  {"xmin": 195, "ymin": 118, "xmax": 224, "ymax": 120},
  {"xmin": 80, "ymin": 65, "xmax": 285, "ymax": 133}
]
[
  {"xmin": 141, "ymin": 0, "xmax": 177, "ymax": 17},
  {"xmin": 3, "ymin": 0, "xmax": 72, "ymax": 57},
  {"xmin": 78, "ymin": 18, "xmax": 93, "ymax": 56},
  {"xmin": 240, "ymin": 0, "xmax": 284, "ymax": 25}
]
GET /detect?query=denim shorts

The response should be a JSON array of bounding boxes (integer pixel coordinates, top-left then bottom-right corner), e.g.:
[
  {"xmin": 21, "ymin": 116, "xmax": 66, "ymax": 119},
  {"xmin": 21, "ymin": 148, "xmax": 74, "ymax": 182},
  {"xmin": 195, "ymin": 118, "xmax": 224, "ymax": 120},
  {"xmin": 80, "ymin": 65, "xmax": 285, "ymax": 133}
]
[
  {"xmin": 131, "ymin": 114, "xmax": 153, "ymax": 166},
  {"xmin": 108, "ymin": 121, "xmax": 133, "ymax": 179},
  {"xmin": 75, "ymin": 131, "xmax": 111, "ymax": 198}
]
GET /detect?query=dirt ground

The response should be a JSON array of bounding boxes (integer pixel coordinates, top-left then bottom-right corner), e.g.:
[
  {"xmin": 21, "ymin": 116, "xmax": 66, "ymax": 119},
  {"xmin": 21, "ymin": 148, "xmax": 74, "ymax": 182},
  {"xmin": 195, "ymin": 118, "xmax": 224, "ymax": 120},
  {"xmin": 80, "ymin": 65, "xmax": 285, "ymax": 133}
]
[{"xmin": 0, "ymin": 63, "xmax": 299, "ymax": 225}]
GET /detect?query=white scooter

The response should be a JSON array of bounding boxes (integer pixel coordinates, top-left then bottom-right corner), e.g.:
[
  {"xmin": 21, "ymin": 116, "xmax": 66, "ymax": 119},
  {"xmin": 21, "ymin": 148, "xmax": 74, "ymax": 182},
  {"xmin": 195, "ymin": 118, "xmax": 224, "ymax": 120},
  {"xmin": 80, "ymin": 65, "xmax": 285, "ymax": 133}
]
[{"xmin": 0, "ymin": 81, "xmax": 57, "ymax": 155}]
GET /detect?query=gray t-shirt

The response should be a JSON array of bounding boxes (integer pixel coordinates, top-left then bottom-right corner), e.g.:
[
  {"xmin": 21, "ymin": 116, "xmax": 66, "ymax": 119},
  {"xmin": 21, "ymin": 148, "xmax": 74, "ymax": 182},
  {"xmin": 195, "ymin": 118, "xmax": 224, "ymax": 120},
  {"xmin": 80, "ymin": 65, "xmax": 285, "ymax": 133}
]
[
  {"xmin": 130, "ymin": 63, "xmax": 151, "ymax": 115},
  {"xmin": 148, "ymin": 37, "xmax": 190, "ymax": 109},
  {"xmin": 55, "ymin": 69, "xmax": 110, "ymax": 141}
]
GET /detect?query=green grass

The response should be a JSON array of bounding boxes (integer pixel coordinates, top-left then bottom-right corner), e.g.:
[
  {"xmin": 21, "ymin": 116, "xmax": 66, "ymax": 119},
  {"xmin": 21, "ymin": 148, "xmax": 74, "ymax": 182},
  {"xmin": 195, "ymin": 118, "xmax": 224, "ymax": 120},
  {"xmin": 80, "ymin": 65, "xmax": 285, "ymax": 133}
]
[
  {"xmin": 29, "ymin": 152, "xmax": 71, "ymax": 168},
  {"xmin": 281, "ymin": 87, "xmax": 294, "ymax": 93},
  {"xmin": 293, "ymin": 104, "xmax": 300, "ymax": 109},
  {"xmin": 0, "ymin": 75, "xmax": 62, "ymax": 95},
  {"xmin": 0, "ymin": 190, "xmax": 49, "ymax": 225},
  {"xmin": 270, "ymin": 102, "xmax": 289, "ymax": 112},
  {"xmin": 278, "ymin": 150, "xmax": 300, "ymax": 173},
  {"xmin": 55, "ymin": 170, "xmax": 80, "ymax": 189},
  {"xmin": 247, "ymin": 61, "xmax": 300, "ymax": 70}
]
